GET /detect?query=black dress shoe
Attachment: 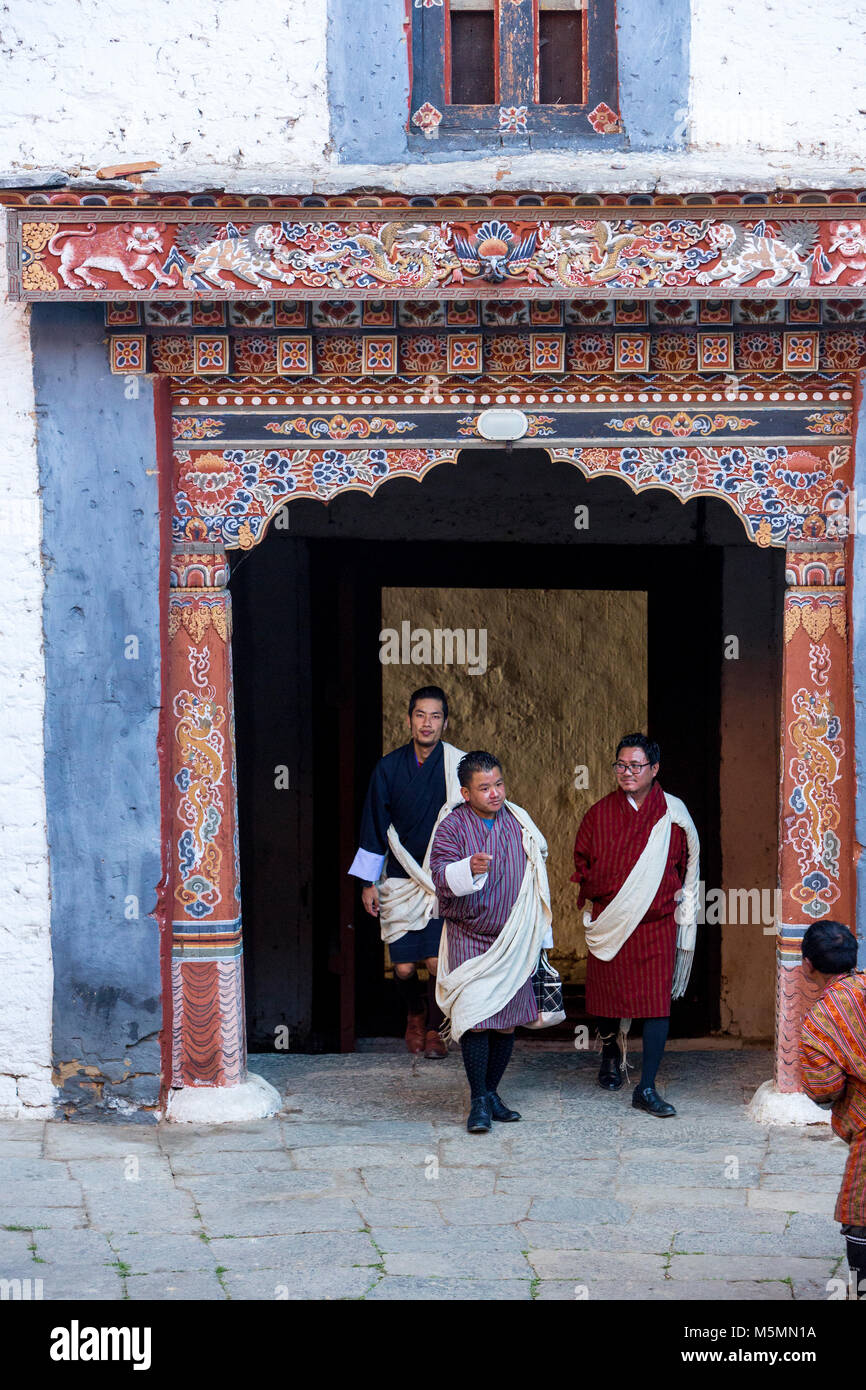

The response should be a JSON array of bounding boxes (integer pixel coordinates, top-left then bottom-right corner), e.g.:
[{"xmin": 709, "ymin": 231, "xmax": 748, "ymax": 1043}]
[
  {"xmin": 467, "ymin": 1094, "xmax": 493, "ymax": 1133},
  {"xmin": 632, "ymin": 1084, "xmax": 676, "ymax": 1118},
  {"xmin": 487, "ymin": 1091, "xmax": 521, "ymax": 1122},
  {"xmin": 598, "ymin": 1053, "xmax": 624, "ymax": 1091}
]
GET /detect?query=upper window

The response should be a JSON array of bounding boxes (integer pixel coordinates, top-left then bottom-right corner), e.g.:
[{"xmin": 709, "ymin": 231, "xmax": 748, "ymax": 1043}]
[{"xmin": 409, "ymin": 0, "xmax": 620, "ymax": 145}]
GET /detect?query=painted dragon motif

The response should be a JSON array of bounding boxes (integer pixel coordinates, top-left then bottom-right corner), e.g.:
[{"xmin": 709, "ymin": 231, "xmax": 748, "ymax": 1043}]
[
  {"xmin": 179, "ymin": 221, "xmax": 464, "ymax": 292},
  {"xmin": 307, "ymin": 224, "xmax": 464, "ymax": 288},
  {"xmin": 529, "ymin": 222, "xmax": 698, "ymax": 289},
  {"xmin": 171, "ymin": 644, "xmax": 226, "ymax": 919}
]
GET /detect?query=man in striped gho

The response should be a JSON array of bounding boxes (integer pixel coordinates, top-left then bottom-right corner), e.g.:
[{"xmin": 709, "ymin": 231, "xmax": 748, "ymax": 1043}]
[
  {"xmin": 430, "ymin": 751, "xmax": 553, "ymax": 1134},
  {"xmin": 800, "ymin": 920, "xmax": 866, "ymax": 1300},
  {"xmin": 571, "ymin": 733, "xmax": 700, "ymax": 1118}
]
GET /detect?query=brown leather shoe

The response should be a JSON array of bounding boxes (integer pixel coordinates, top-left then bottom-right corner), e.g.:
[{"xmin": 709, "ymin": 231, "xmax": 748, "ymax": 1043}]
[
  {"xmin": 405, "ymin": 1011, "xmax": 427, "ymax": 1054},
  {"xmin": 424, "ymin": 1029, "xmax": 447, "ymax": 1059}
]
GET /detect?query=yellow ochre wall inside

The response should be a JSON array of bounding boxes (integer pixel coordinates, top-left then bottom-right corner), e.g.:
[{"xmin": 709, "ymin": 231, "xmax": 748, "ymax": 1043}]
[{"xmin": 381, "ymin": 588, "xmax": 647, "ymax": 983}]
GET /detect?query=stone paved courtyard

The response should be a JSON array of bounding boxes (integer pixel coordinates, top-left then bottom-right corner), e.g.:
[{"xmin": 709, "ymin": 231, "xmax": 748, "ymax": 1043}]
[{"xmin": 0, "ymin": 1046, "xmax": 851, "ymax": 1301}]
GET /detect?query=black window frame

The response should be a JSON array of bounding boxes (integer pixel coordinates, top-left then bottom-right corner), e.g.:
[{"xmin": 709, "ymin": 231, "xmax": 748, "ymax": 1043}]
[{"xmin": 408, "ymin": 0, "xmax": 620, "ymax": 146}]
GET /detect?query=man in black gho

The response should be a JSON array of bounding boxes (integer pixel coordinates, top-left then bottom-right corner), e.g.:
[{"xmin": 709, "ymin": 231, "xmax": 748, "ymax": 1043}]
[{"xmin": 349, "ymin": 686, "xmax": 464, "ymax": 1057}]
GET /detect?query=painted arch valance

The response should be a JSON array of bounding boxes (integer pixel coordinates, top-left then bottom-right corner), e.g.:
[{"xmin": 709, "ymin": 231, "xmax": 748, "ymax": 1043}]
[{"xmin": 172, "ymin": 439, "xmax": 852, "ymax": 552}]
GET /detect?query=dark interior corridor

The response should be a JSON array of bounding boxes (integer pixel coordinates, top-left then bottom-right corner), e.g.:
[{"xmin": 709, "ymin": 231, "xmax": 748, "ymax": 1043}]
[{"xmin": 228, "ymin": 449, "xmax": 783, "ymax": 1051}]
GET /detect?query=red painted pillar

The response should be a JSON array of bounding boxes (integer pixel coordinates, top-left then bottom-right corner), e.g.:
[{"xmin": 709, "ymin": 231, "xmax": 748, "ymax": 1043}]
[
  {"xmin": 774, "ymin": 540, "xmax": 854, "ymax": 1091},
  {"xmin": 167, "ymin": 546, "xmax": 246, "ymax": 1088}
]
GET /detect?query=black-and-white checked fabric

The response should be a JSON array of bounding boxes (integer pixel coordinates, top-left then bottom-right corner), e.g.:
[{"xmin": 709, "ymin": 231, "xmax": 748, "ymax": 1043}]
[{"xmin": 527, "ymin": 950, "xmax": 566, "ymax": 1028}]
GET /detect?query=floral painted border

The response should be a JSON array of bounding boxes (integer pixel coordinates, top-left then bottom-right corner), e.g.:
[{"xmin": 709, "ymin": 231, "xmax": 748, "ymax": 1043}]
[
  {"xmin": 174, "ymin": 440, "xmax": 851, "ymax": 550},
  {"xmin": 554, "ymin": 443, "xmax": 851, "ymax": 547},
  {"xmin": 174, "ymin": 447, "xmax": 461, "ymax": 547}
]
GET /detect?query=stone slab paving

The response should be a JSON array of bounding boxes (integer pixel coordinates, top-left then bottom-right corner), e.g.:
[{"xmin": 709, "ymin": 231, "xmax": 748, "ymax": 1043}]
[{"xmin": 0, "ymin": 1046, "xmax": 853, "ymax": 1301}]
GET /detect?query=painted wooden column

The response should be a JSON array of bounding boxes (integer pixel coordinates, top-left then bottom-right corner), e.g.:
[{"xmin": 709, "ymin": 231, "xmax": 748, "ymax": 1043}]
[
  {"xmin": 774, "ymin": 540, "xmax": 854, "ymax": 1092},
  {"xmin": 167, "ymin": 546, "xmax": 252, "ymax": 1102}
]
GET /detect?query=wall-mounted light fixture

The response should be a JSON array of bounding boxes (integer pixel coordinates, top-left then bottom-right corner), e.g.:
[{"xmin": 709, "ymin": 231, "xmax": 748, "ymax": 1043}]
[{"xmin": 475, "ymin": 408, "xmax": 530, "ymax": 442}]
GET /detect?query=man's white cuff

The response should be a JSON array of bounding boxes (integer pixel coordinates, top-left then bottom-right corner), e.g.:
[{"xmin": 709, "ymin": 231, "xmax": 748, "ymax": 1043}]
[
  {"xmin": 348, "ymin": 847, "xmax": 386, "ymax": 881},
  {"xmin": 444, "ymin": 857, "xmax": 488, "ymax": 896}
]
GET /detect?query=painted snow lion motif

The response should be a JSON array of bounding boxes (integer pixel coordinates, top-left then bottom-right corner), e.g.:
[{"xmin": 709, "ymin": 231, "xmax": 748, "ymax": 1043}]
[
  {"xmin": 817, "ymin": 222, "xmax": 866, "ymax": 287},
  {"xmin": 182, "ymin": 224, "xmax": 300, "ymax": 291},
  {"xmin": 696, "ymin": 221, "xmax": 818, "ymax": 288},
  {"xmin": 180, "ymin": 222, "xmax": 464, "ymax": 292},
  {"xmin": 47, "ymin": 223, "xmax": 178, "ymax": 290}
]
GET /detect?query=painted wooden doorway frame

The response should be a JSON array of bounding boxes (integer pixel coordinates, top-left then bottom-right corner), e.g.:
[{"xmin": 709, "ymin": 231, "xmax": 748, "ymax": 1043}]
[
  {"xmin": 7, "ymin": 195, "xmax": 858, "ymax": 1113},
  {"xmin": 164, "ymin": 435, "xmax": 853, "ymax": 1103}
]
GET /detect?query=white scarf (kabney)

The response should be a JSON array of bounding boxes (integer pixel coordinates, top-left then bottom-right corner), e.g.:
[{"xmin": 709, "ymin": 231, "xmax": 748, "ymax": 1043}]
[
  {"xmin": 435, "ymin": 802, "xmax": 552, "ymax": 1043},
  {"xmin": 376, "ymin": 742, "xmax": 463, "ymax": 945},
  {"xmin": 583, "ymin": 792, "xmax": 700, "ymax": 1000}
]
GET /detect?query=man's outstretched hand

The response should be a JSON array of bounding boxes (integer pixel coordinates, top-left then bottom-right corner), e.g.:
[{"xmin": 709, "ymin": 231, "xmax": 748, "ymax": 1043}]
[{"xmin": 469, "ymin": 852, "xmax": 492, "ymax": 877}]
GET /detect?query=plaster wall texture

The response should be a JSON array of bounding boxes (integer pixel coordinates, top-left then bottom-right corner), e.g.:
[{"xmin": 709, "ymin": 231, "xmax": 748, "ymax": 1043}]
[
  {"xmin": 0, "ymin": 210, "xmax": 54, "ymax": 1118},
  {"xmin": 0, "ymin": 0, "xmax": 864, "ymax": 189},
  {"xmin": 689, "ymin": 0, "xmax": 866, "ymax": 161},
  {"xmin": 0, "ymin": 0, "xmax": 330, "ymax": 179},
  {"xmin": 381, "ymin": 587, "xmax": 647, "ymax": 982},
  {"xmin": 32, "ymin": 305, "xmax": 164, "ymax": 1120}
]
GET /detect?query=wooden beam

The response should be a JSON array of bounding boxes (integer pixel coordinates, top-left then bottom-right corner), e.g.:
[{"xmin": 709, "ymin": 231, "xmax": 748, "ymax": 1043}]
[{"xmin": 95, "ymin": 161, "xmax": 161, "ymax": 180}]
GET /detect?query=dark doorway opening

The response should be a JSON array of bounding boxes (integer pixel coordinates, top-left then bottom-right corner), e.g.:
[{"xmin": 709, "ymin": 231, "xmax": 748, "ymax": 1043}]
[{"xmin": 229, "ymin": 448, "xmax": 776, "ymax": 1053}]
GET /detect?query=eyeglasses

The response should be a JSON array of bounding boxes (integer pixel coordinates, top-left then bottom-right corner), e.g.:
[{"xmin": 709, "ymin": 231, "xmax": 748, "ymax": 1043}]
[{"xmin": 612, "ymin": 761, "xmax": 651, "ymax": 773}]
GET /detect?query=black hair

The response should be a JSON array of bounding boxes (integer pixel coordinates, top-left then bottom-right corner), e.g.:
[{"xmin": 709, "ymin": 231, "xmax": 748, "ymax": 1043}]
[
  {"xmin": 616, "ymin": 732, "xmax": 660, "ymax": 766},
  {"xmin": 457, "ymin": 751, "xmax": 502, "ymax": 788},
  {"xmin": 408, "ymin": 686, "xmax": 448, "ymax": 720},
  {"xmin": 801, "ymin": 920, "xmax": 858, "ymax": 975}
]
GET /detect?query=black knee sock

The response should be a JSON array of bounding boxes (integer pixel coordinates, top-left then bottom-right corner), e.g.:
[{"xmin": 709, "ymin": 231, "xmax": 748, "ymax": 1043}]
[
  {"xmin": 640, "ymin": 1016, "xmax": 669, "ymax": 1089},
  {"xmin": 848, "ymin": 1252, "xmax": 866, "ymax": 1300},
  {"xmin": 394, "ymin": 970, "xmax": 425, "ymax": 1019},
  {"xmin": 460, "ymin": 1031, "xmax": 491, "ymax": 1099},
  {"xmin": 486, "ymin": 1031, "xmax": 514, "ymax": 1093},
  {"xmin": 426, "ymin": 973, "xmax": 444, "ymax": 1032},
  {"xmin": 595, "ymin": 1016, "xmax": 620, "ymax": 1058},
  {"xmin": 845, "ymin": 1228, "xmax": 866, "ymax": 1299}
]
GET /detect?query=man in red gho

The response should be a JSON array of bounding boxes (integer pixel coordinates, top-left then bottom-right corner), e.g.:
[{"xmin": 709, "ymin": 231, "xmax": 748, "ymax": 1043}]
[
  {"xmin": 800, "ymin": 920, "xmax": 866, "ymax": 1300},
  {"xmin": 571, "ymin": 733, "xmax": 700, "ymax": 1118}
]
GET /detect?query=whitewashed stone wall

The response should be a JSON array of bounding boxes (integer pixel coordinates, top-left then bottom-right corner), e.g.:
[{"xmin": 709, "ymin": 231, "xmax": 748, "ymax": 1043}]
[
  {"xmin": 689, "ymin": 0, "xmax": 866, "ymax": 161},
  {"xmin": 0, "ymin": 210, "xmax": 54, "ymax": 1118},
  {"xmin": 0, "ymin": 0, "xmax": 331, "ymax": 181},
  {"xmin": 0, "ymin": 0, "xmax": 864, "ymax": 190}
]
